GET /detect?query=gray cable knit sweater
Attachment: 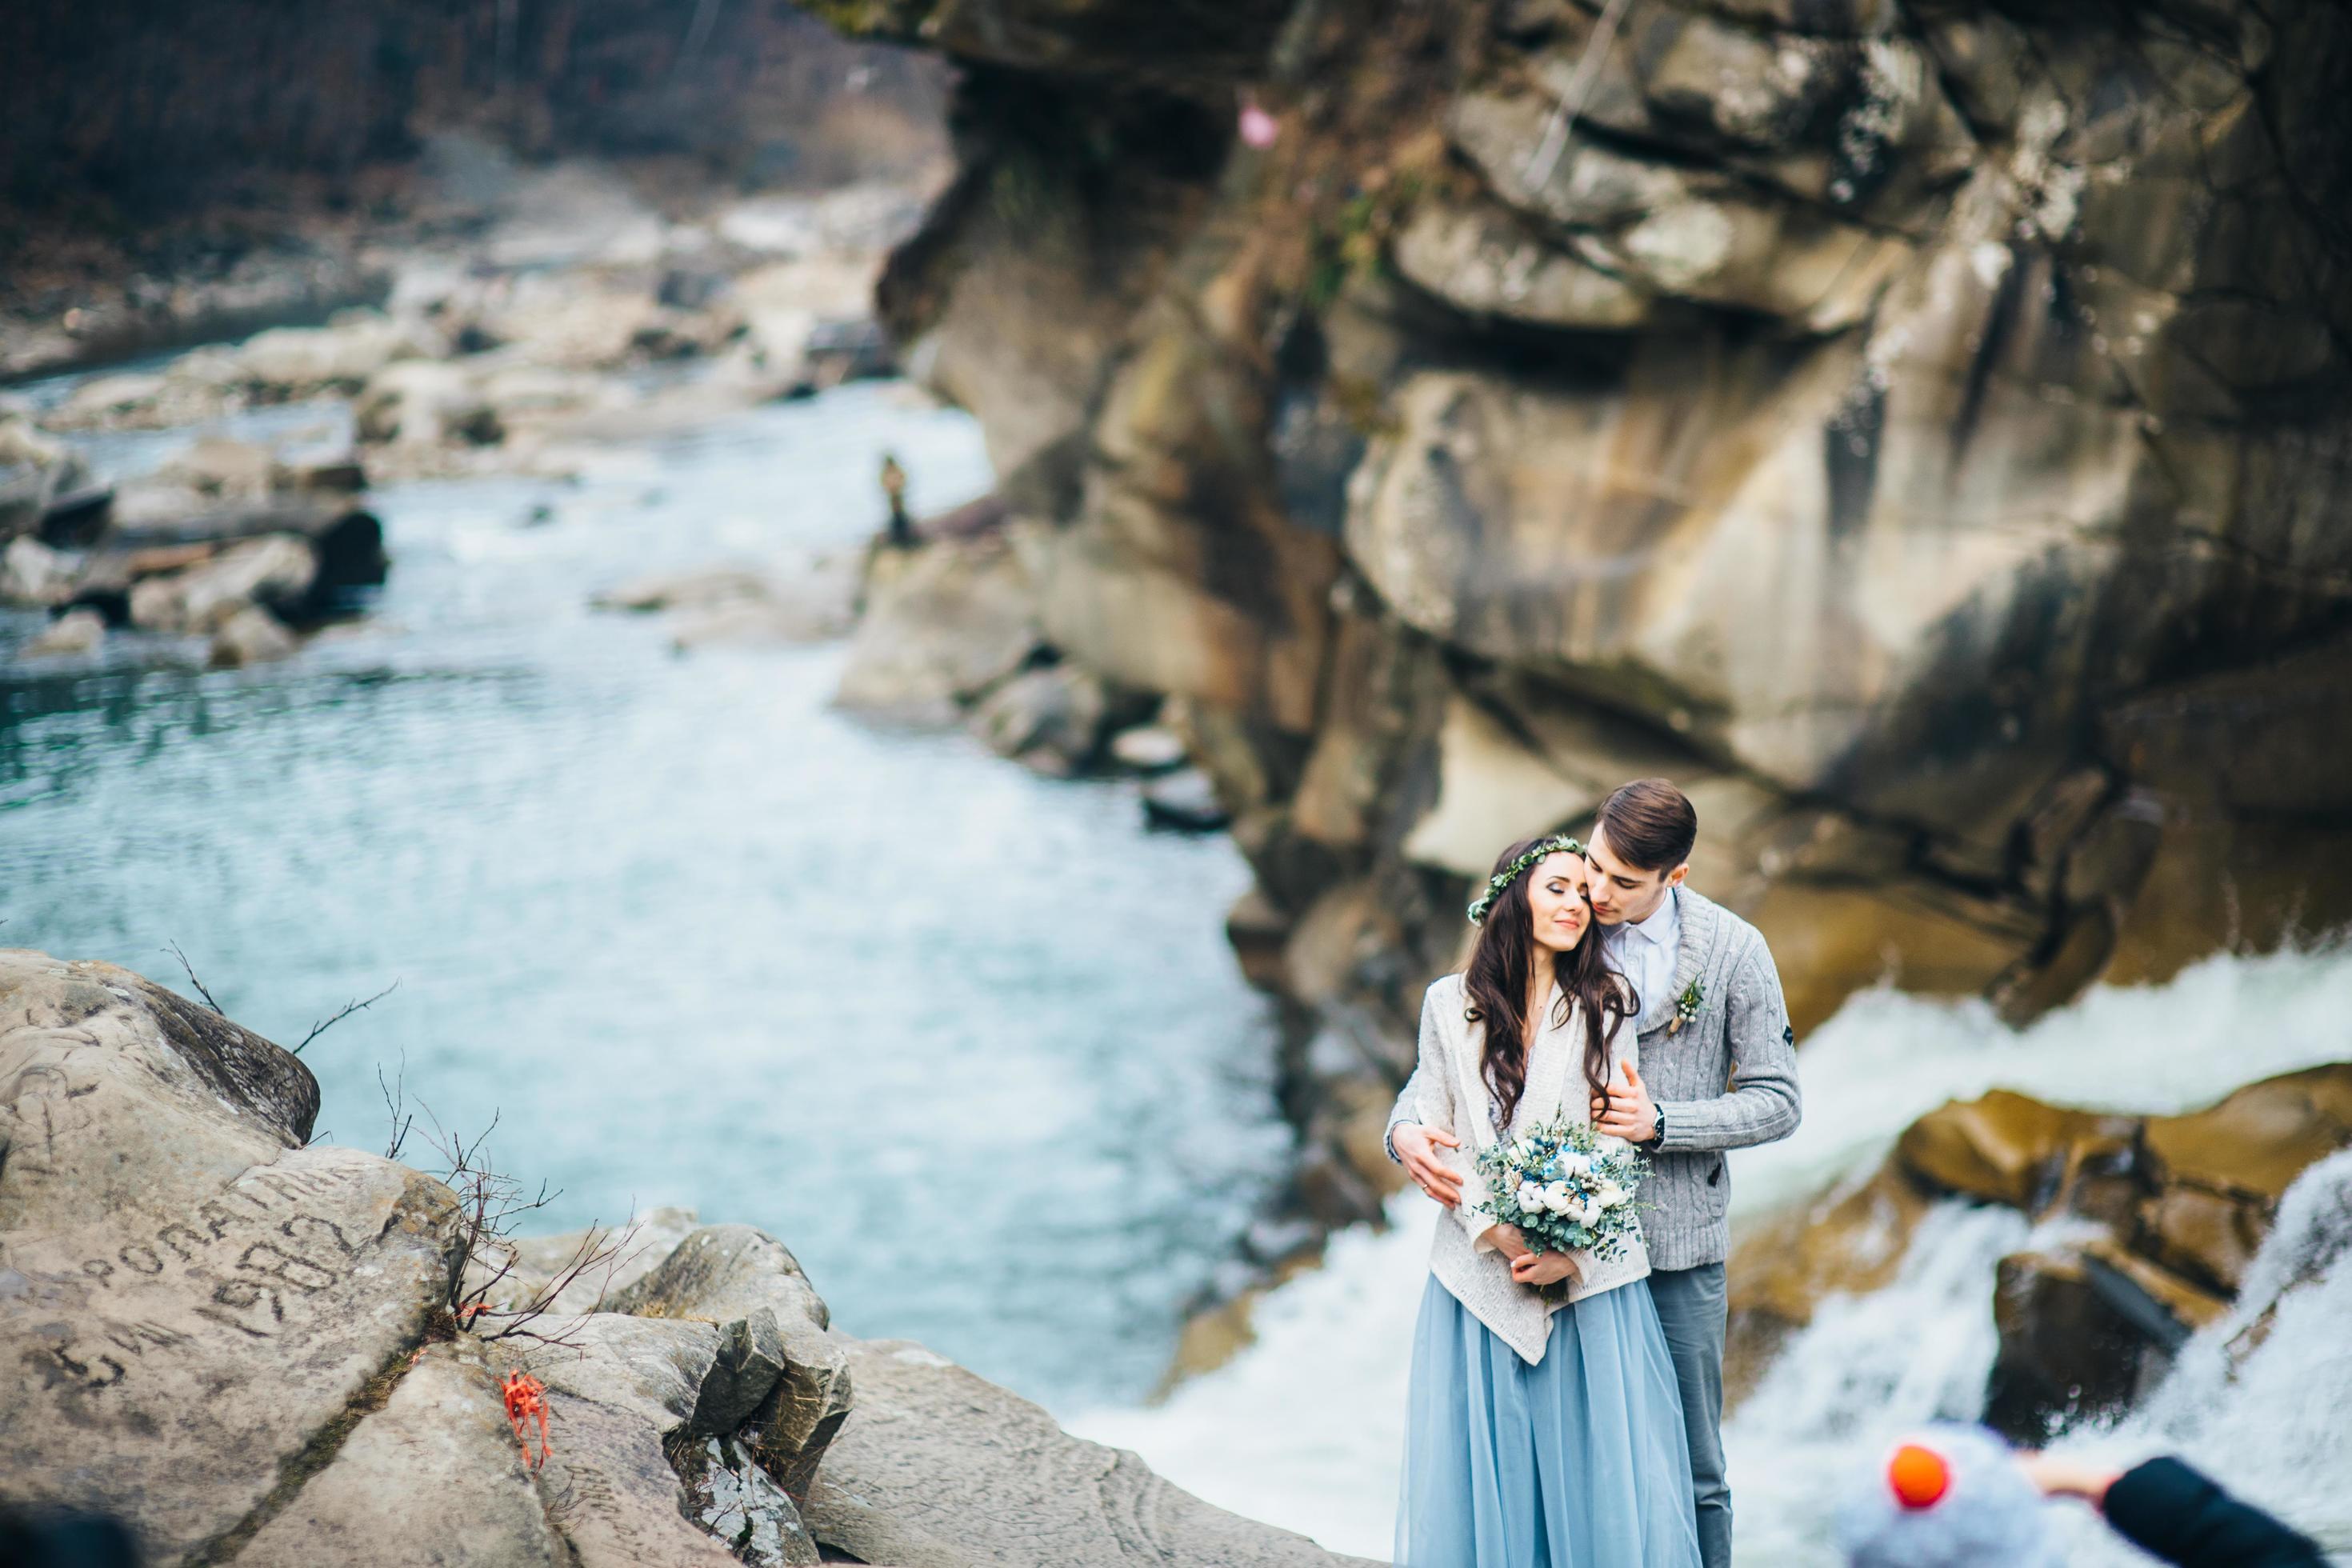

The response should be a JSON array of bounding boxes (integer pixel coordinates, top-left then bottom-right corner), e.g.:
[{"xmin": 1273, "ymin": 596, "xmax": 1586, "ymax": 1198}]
[{"xmin": 1387, "ymin": 887, "xmax": 1802, "ymax": 1272}]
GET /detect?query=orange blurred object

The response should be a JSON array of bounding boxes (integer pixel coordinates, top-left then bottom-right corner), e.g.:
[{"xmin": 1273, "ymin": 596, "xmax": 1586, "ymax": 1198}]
[
  {"xmin": 1888, "ymin": 1443, "xmax": 1952, "ymax": 1510},
  {"xmin": 501, "ymin": 1370, "xmax": 553, "ymax": 1470}
]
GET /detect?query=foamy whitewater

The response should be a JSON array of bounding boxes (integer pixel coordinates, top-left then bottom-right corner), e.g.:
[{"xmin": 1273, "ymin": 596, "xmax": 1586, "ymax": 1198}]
[{"xmin": 1062, "ymin": 945, "xmax": 2352, "ymax": 1563}]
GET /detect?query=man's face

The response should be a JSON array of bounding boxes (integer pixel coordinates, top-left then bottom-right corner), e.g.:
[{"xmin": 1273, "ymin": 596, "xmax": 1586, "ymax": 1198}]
[{"xmin": 1583, "ymin": 826, "xmax": 1686, "ymax": 927}]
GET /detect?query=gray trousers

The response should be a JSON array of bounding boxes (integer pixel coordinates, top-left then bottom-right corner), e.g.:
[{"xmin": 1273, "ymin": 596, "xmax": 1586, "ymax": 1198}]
[{"xmin": 1647, "ymin": 1263, "xmax": 1730, "ymax": 1568}]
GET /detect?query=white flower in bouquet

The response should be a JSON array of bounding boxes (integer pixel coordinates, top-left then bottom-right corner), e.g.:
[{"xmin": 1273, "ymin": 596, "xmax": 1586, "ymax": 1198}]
[{"xmin": 1466, "ymin": 1113, "xmax": 1656, "ymax": 1292}]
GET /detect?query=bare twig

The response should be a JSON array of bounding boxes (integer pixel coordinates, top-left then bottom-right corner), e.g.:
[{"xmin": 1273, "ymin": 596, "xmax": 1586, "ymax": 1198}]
[
  {"xmin": 410, "ymin": 1101, "xmax": 606, "ymax": 1349},
  {"xmin": 379, "ymin": 1054, "xmax": 415, "ymax": 1162},
  {"xmin": 294, "ymin": 978, "xmax": 399, "ymax": 1055},
  {"xmin": 474, "ymin": 1218, "xmax": 644, "ymax": 1346},
  {"xmin": 165, "ymin": 941, "xmax": 225, "ymax": 1014}
]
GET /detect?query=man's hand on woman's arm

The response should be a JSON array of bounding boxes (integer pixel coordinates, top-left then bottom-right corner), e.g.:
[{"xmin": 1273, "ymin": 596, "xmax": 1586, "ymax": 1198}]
[{"xmin": 1391, "ymin": 1121, "xmax": 1465, "ymax": 1208}]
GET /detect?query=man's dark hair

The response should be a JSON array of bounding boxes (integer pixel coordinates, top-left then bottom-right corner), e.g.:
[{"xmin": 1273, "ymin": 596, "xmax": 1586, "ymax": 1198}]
[{"xmin": 1595, "ymin": 778, "xmax": 1697, "ymax": 874}]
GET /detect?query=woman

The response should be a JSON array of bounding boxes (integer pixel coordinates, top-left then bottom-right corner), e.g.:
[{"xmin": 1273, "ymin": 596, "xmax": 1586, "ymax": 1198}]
[{"xmin": 1388, "ymin": 834, "xmax": 1701, "ymax": 1567}]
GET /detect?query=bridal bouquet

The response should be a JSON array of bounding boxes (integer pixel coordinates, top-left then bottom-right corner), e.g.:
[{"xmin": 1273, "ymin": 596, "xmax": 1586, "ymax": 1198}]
[{"xmin": 1466, "ymin": 1117, "xmax": 1651, "ymax": 1285}]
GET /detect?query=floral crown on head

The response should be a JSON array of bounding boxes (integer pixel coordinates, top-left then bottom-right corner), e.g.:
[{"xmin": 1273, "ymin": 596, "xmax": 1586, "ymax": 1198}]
[{"xmin": 1466, "ymin": 834, "xmax": 1586, "ymax": 926}]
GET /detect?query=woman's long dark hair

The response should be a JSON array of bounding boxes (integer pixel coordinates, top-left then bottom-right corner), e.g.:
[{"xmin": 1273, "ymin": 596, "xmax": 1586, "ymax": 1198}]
[{"xmin": 1461, "ymin": 835, "xmax": 1638, "ymax": 1130}]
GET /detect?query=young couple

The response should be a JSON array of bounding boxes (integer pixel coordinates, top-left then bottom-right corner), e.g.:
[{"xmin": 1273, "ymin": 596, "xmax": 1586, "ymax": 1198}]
[{"xmin": 1385, "ymin": 778, "xmax": 1802, "ymax": 1567}]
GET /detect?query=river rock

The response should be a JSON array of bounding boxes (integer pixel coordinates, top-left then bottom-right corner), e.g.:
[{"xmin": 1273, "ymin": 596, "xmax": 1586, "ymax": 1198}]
[
  {"xmin": 1142, "ymin": 766, "xmax": 1231, "ymax": 832},
  {"xmin": 58, "ymin": 372, "xmax": 174, "ymax": 425},
  {"xmin": 1727, "ymin": 1064, "xmax": 2352, "ymax": 1435},
  {"xmin": 1894, "ymin": 1090, "xmax": 2138, "ymax": 1215},
  {"xmin": 22, "ymin": 606, "xmax": 108, "ymax": 658},
  {"xmin": 0, "ymin": 950, "xmax": 462, "ymax": 1563},
  {"xmin": 835, "ymin": 535, "xmax": 1042, "ymax": 724},
  {"xmin": 209, "ymin": 604, "xmax": 302, "ymax": 666},
  {"xmin": 594, "ymin": 561, "xmax": 859, "ymax": 648},
  {"xmin": 1109, "ymin": 722, "xmax": 1188, "ymax": 773},
  {"xmin": 1, "ymin": 942, "xmax": 1398, "ymax": 1564},
  {"xmin": 355, "ymin": 361, "xmax": 503, "ymax": 447},
  {"xmin": 804, "ymin": 1337, "xmax": 1373, "ymax": 1568},
  {"xmin": 158, "ymin": 435, "xmax": 279, "ymax": 500},
  {"xmin": 129, "ymin": 534, "xmax": 318, "ymax": 634},
  {"xmin": 969, "ymin": 662, "xmax": 1113, "ymax": 775},
  {"xmin": 0, "ymin": 422, "xmax": 98, "ymax": 546},
  {"xmin": 235, "ymin": 313, "xmax": 443, "ymax": 397},
  {"xmin": 1, "ymin": 536, "xmax": 80, "ymax": 607}
]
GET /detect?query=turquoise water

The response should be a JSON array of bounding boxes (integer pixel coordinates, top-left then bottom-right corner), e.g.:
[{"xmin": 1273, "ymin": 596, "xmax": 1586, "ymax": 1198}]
[{"xmin": 0, "ymin": 381, "xmax": 1293, "ymax": 1406}]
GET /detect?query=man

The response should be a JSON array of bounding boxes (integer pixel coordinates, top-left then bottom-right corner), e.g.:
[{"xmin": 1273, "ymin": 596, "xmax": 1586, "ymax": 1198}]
[
  {"xmin": 878, "ymin": 451, "xmax": 914, "ymax": 549},
  {"xmin": 1389, "ymin": 778, "xmax": 1801, "ymax": 1568}
]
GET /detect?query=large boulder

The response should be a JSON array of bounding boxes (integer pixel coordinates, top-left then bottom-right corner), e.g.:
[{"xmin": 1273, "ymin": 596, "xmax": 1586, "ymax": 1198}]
[
  {"xmin": 0, "ymin": 950, "xmax": 460, "ymax": 1562},
  {"xmin": 804, "ymin": 1336, "xmax": 1375, "ymax": 1567},
  {"xmin": 128, "ymin": 534, "xmax": 318, "ymax": 634}
]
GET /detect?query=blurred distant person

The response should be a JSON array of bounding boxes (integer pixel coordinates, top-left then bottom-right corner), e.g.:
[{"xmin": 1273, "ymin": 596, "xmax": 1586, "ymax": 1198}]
[
  {"xmin": 878, "ymin": 451, "xmax": 914, "ymax": 549},
  {"xmin": 1837, "ymin": 1425, "xmax": 2327, "ymax": 1568}
]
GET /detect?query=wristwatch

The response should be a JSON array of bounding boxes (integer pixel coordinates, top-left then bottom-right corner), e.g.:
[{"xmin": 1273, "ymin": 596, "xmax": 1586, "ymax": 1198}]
[{"xmin": 1641, "ymin": 1107, "xmax": 1667, "ymax": 1153}]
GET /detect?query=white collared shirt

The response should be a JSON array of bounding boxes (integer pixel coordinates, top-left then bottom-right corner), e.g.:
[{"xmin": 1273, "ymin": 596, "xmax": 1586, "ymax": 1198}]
[{"xmin": 1604, "ymin": 888, "xmax": 1682, "ymax": 1033}]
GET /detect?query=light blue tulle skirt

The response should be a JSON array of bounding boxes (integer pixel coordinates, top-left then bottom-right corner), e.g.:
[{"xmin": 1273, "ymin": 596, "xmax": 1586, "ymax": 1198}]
[{"xmin": 1394, "ymin": 1274, "xmax": 1702, "ymax": 1568}]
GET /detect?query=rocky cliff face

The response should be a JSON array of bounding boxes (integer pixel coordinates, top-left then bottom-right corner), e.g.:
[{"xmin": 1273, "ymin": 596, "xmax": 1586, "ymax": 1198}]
[{"xmin": 820, "ymin": 0, "xmax": 2352, "ymax": 1224}]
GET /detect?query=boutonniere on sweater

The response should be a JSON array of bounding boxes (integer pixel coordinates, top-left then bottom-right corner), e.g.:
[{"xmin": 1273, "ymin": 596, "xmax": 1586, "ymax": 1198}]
[{"xmin": 1667, "ymin": 980, "xmax": 1704, "ymax": 1034}]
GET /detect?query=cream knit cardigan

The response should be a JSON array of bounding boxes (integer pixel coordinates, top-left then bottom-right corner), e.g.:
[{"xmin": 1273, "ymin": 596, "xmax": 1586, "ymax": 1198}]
[{"xmin": 1396, "ymin": 971, "xmax": 1650, "ymax": 1366}]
